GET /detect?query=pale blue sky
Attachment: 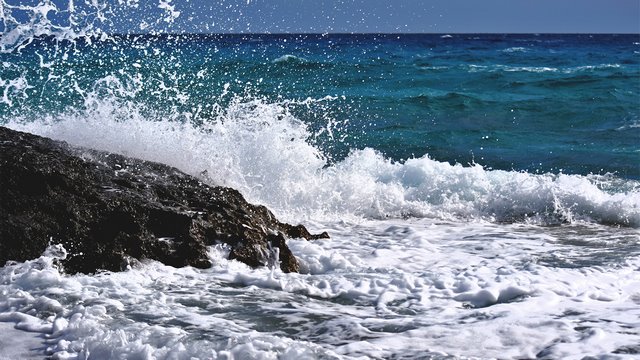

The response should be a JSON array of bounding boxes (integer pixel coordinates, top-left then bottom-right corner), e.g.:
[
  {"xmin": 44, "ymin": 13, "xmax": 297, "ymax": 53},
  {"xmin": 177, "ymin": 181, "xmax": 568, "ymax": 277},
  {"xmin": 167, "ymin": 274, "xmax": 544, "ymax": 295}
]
[
  {"xmin": 25, "ymin": 0, "xmax": 639, "ymax": 34},
  {"xmin": 117, "ymin": 0, "xmax": 639, "ymax": 33}
]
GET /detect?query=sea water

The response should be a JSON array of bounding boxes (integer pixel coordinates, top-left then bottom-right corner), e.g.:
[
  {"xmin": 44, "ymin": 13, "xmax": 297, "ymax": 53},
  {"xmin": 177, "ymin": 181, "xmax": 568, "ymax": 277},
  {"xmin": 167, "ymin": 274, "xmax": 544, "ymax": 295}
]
[{"xmin": 0, "ymin": 2, "xmax": 639, "ymax": 359}]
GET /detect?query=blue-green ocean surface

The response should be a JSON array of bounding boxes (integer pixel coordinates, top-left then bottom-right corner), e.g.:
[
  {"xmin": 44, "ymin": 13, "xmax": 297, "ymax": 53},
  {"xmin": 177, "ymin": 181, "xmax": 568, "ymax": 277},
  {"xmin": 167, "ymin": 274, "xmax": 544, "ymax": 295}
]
[
  {"xmin": 3, "ymin": 34, "xmax": 639, "ymax": 178},
  {"xmin": 2, "ymin": 32, "xmax": 640, "ymax": 360}
]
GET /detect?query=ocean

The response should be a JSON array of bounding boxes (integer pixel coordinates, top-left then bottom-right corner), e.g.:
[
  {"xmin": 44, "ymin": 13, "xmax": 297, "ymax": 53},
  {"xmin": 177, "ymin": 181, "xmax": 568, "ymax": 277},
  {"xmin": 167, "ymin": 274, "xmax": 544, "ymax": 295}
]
[{"xmin": 1, "ymin": 24, "xmax": 639, "ymax": 360}]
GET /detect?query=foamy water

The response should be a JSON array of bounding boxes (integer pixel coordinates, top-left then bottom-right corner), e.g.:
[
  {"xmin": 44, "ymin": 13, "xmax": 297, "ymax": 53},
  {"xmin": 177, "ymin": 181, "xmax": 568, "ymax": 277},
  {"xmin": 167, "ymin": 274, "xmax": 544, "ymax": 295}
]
[
  {"xmin": 6, "ymin": 102, "xmax": 640, "ymax": 227},
  {"xmin": 3, "ymin": 104, "xmax": 640, "ymax": 359},
  {"xmin": 1, "ymin": 218, "xmax": 639, "ymax": 359},
  {"xmin": 1, "ymin": 1, "xmax": 639, "ymax": 358}
]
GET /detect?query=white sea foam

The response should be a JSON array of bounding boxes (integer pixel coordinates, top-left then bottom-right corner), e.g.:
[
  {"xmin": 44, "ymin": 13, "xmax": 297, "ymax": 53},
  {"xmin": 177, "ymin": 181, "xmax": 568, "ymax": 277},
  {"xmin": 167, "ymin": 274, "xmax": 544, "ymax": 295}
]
[
  {"xmin": 0, "ymin": 219, "xmax": 638, "ymax": 359},
  {"xmin": 501, "ymin": 47, "xmax": 528, "ymax": 53},
  {"xmin": 272, "ymin": 54, "xmax": 307, "ymax": 63},
  {"xmin": 564, "ymin": 64, "xmax": 622, "ymax": 73},
  {"xmin": 467, "ymin": 63, "xmax": 623, "ymax": 74},
  {"xmin": 2, "ymin": 80, "xmax": 639, "ymax": 360},
  {"xmin": 1, "ymin": 5, "xmax": 639, "ymax": 358},
  {"xmin": 617, "ymin": 120, "xmax": 640, "ymax": 131},
  {"xmin": 0, "ymin": 322, "xmax": 44, "ymax": 360},
  {"xmin": 0, "ymin": 74, "xmax": 31, "ymax": 106},
  {"xmin": 6, "ymin": 95, "xmax": 640, "ymax": 227},
  {"xmin": 468, "ymin": 64, "xmax": 559, "ymax": 73},
  {"xmin": 0, "ymin": 0, "xmax": 112, "ymax": 53}
]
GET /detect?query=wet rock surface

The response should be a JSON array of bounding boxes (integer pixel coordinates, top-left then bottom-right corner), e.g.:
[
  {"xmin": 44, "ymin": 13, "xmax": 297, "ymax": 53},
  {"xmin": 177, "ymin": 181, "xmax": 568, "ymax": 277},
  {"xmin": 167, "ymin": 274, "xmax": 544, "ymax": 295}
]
[{"xmin": 0, "ymin": 127, "xmax": 328, "ymax": 273}]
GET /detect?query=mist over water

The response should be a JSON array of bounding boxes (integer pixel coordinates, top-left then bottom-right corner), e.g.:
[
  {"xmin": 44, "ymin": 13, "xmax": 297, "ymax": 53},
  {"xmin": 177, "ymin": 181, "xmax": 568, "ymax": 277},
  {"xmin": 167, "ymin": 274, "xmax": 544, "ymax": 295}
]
[{"xmin": 1, "ymin": 1, "xmax": 639, "ymax": 359}]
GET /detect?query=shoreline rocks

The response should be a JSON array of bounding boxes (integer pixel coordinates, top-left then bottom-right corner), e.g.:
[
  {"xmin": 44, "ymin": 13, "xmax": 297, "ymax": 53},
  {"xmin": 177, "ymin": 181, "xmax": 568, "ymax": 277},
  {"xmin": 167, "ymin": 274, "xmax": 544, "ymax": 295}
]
[{"xmin": 0, "ymin": 126, "xmax": 328, "ymax": 274}]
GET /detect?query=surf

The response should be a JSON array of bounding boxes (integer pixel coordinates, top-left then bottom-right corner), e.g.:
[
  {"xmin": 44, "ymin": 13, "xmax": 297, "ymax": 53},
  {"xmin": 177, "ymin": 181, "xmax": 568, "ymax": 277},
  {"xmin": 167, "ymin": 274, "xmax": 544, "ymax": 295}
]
[{"xmin": 6, "ymin": 94, "xmax": 639, "ymax": 227}]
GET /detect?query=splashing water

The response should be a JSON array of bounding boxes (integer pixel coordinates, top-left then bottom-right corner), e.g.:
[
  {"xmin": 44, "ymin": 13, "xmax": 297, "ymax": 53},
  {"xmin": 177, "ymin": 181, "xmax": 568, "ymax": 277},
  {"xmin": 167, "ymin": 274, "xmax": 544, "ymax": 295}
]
[
  {"xmin": 1, "ymin": 2, "xmax": 640, "ymax": 359},
  {"xmin": 7, "ymin": 92, "xmax": 640, "ymax": 227}
]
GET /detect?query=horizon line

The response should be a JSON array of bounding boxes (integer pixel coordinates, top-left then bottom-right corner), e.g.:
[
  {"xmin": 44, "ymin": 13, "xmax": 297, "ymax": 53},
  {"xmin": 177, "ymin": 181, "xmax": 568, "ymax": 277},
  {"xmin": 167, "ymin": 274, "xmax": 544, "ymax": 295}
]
[{"xmin": 102, "ymin": 31, "xmax": 640, "ymax": 36}]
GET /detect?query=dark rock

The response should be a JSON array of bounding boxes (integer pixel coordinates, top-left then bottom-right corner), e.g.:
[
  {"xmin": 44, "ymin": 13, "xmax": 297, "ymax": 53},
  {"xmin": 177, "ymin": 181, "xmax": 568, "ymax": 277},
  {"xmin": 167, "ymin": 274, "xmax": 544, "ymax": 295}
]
[{"xmin": 0, "ymin": 126, "xmax": 328, "ymax": 273}]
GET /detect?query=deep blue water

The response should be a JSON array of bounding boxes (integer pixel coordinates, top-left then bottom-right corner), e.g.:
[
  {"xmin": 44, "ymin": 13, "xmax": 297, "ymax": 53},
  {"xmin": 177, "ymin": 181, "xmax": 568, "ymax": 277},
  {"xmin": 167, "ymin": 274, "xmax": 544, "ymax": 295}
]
[
  {"xmin": 2, "ymin": 33, "xmax": 639, "ymax": 178},
  {"xmin": 3, "ymin": 31, "xmax": 640, "ymax": 360}
]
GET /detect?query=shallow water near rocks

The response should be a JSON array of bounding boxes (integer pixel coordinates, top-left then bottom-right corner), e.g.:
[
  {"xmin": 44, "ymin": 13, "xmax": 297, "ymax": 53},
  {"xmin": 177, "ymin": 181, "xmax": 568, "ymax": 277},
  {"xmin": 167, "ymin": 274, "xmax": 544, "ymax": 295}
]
[{"xmin": 1, "ymin": 219, "xmax": 639, "ymax": 359}]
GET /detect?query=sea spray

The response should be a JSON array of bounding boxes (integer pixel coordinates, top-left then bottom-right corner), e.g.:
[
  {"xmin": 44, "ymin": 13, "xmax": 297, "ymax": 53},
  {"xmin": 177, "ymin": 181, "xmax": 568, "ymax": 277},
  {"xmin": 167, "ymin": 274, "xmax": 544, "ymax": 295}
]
[
  {"xmin": 1, "ymin": 2, "xmax": 639, "ymax": 358},
  {"xmin": 7, "ymin": 103, "xmax": 640, "ymax": 227}
]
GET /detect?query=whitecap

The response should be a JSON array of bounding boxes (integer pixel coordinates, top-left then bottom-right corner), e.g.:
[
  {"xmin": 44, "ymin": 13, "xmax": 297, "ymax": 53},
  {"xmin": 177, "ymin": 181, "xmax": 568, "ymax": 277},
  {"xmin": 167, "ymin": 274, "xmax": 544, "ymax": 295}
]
[
  {"xmin": 7, "ymin": 96, "xmax": 639, "ymax": 227},
  {"xmin": 272, "ymin": 54, "xmax": 307, "ymax": 63},
  {"xmin": 563, "ymin": 64, "xmax": 622, "ymax": 73},
  {"xmin": 500, "ymin": 65, "xmax": 558, "ymax": 72},
  {"xmin": 501, "ymin": 47, "xmax": 528, "ymax": 53}
]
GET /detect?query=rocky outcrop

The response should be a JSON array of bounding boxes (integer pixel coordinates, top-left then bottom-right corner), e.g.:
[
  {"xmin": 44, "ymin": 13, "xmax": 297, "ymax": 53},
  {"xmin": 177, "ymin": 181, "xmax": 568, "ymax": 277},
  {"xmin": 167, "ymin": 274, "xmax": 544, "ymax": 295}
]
[{"xmin": 0, "ymin": 126, "xmax": 328, "ymax": 274}]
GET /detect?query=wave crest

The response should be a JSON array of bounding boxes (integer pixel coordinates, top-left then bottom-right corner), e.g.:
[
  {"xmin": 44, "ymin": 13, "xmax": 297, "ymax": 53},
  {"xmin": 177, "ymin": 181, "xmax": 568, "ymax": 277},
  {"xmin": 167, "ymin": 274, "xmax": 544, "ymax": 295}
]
[{"xmin": 6, "ymin": 96, "xmax": 639, "ymax": 227}]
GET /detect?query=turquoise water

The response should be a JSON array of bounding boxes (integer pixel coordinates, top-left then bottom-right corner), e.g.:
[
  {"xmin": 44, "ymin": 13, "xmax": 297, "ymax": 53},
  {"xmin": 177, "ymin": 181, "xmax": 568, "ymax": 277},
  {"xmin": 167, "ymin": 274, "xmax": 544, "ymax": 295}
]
[
  {"xmin": 3, "ymin": 34, "xmax": 639, "ymax": 179},
  {"xmin": 2, "ymin": 29, "xmax": 640, "ymax": 360}
]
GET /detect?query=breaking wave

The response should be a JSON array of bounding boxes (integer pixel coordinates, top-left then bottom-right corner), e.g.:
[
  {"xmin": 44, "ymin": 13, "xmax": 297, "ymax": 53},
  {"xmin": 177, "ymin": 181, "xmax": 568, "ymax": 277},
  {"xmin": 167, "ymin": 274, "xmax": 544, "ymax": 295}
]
[{"xmin": 7, "ymin": 95, "xmax": 639, "ymax": 227}]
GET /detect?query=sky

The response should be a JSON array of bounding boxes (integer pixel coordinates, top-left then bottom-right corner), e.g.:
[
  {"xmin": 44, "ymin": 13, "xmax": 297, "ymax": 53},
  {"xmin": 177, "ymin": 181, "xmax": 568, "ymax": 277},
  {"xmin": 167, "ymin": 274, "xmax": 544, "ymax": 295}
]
[
  {"xmin": 123, "ymin": 0, "xmax": 640, "ymax": 34},
  {"xmin": 6, "ymin": 0, "xmax": 640, "ymax": 34}
]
